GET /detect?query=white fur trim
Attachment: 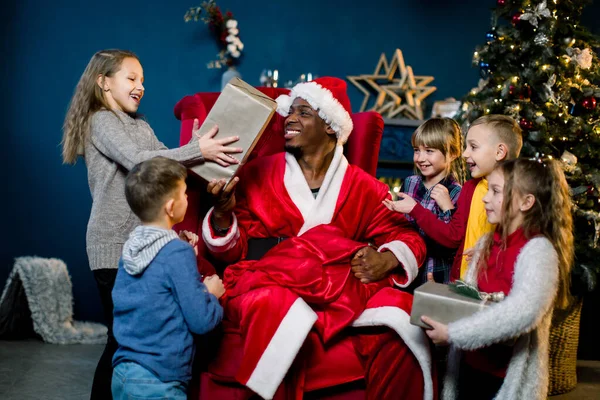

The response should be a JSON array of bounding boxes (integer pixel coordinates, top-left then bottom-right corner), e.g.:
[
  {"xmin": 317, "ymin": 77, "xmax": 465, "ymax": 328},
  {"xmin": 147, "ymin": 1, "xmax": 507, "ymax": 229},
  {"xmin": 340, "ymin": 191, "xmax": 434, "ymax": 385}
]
[
  {"xmin": 378, "ymin": 240, "xmax": 419, "ymax": 288},
  {"xmin": 201, "ymin": 207, "xmax": 240, "ymax": 253},
  {"xmin": 245, "ymin": 298, "xmax": 317, "ymax": 399},
  {"xmin": 284, "ymin": 146, "xmax": 348, "ymax": 236},
  {"xmin": 276, "ymin": 82, "xmax": 354, "ymax": 145},
  {"xmin": 352, "ymin": 307, "xmax": 433, "ymax": 400}
]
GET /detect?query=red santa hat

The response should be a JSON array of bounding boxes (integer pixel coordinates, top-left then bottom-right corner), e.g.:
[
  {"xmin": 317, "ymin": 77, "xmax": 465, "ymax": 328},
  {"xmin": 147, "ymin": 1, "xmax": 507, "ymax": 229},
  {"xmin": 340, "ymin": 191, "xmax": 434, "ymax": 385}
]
[{"xmin": 275, "ymin": 77, "xmax": 354, "ymax": 145}]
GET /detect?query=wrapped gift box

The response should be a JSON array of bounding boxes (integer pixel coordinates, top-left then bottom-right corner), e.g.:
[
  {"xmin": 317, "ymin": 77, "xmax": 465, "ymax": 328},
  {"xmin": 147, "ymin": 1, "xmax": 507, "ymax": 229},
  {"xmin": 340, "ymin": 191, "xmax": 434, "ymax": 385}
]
[
  {"xmin": 410, "ymin": 281, "xmax": 490, "ymax": 329},
  {"xmin": 189, "ymin": 77, "xmax": 277, "ymax": 187}
]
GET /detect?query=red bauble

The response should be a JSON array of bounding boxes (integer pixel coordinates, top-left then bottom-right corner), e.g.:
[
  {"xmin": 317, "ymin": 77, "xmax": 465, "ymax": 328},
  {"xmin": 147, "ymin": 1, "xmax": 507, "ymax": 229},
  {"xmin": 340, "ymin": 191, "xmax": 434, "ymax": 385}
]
[
  {"xmin": 520, "ymin": 83, "xmax": 532, "ymax": 100},
  {"xmin": 497, "ymin": 0, "xmax": 507, "ymax": 5},
  {"xmin": 519, "ymin": 117, "xmax": 533, "ymax": 130},
  {"xmin": 512, "ymin": 12, "xmax": 522, "ymax": 25},
  {"xmin": 581, "ymin": 97, "xmax": 597, "ymax": 110},
  {"xmin": 509, "ymin": 85, "xmax": 516, "ymax": 95}
]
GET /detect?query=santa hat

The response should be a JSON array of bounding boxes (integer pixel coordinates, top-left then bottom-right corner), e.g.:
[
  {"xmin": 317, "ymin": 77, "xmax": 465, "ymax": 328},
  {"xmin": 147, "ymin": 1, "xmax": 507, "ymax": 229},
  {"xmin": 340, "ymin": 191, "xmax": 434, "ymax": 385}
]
[{"xmin": 275, "ymin": 77, "xmax": 354, "ymax": 145}]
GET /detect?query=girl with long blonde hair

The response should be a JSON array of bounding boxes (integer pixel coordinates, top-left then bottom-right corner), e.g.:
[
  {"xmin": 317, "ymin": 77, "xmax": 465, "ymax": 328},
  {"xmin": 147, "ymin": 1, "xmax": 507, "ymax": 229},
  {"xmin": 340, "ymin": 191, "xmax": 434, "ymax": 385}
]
[
  {"xmin": 422, "ymin": 158, "xmax": 574, "ymax": 400},
  {"xmin": 62, "ymin": 49, "xmax": 242, "ymax": 398},
  {"xmin": 384, "ymin": 117, "xmax": 465, "ymax": 283}
]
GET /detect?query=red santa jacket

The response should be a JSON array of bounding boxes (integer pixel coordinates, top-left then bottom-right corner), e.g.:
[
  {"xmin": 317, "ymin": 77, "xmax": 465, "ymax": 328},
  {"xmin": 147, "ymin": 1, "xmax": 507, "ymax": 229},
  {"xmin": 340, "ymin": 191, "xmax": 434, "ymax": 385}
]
[{"xmin": 203, "ymin": 147, "xmax": 426, "ymax": 284}]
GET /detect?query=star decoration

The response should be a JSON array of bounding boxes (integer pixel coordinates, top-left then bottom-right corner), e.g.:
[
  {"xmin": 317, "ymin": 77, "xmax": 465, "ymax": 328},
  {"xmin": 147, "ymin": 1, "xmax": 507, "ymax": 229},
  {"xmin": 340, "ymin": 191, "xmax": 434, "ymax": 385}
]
[
  {"xmin": 347, "ymin": 49, "xmax": 436, "ymax": 120},
  {"xmin": 346, "ymin": 52, "xmax": 397, "ymax": 112},
  {"xmin": 386, "ymin": 66, "xmax": 437, "ymax": 119}
]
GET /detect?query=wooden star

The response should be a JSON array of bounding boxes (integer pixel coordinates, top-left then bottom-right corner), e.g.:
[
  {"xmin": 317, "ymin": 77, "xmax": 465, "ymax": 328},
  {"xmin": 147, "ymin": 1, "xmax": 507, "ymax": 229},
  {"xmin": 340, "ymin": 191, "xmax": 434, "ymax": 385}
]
[
  {"xmin": 346, "ymin": 53, "xmax": 393, "ymax": 112},
  {"xmin": 347, "ymin": 49, "xmax": 435, "ymax": 120},
  {"xmin": 386, "ymin": 66, "xmax": 437, "ymax": 119}
]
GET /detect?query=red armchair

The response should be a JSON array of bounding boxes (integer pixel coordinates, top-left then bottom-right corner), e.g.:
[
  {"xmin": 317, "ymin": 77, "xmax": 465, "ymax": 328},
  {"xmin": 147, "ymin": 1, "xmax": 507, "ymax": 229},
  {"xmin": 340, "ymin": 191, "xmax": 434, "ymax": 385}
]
[{"xmin": 173, "ymin": 87, "xmax": 385, "ymax": 399}]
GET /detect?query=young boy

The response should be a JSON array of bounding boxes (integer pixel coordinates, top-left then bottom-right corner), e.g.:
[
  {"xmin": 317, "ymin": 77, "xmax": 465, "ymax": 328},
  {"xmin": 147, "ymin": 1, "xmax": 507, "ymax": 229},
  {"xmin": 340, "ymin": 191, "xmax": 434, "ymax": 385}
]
[
  {"xmin": 384, "ymin": 115, "xmax": 522, "ymax": 281},
  {"xmin": 111, "ymin": 156, "xmax": 225, "ymax": 400}
]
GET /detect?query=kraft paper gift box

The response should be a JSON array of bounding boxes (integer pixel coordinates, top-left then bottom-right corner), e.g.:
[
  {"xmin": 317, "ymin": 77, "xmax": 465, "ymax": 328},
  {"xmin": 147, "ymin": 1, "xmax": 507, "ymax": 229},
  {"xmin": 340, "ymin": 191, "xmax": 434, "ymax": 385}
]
[
  {"xmin": 189, "ymin": 77, "xmax": 277, "ymax": 186},
  {"xmin": 410, "ymin": 281, "xmax": 491, "ymax": 329}
]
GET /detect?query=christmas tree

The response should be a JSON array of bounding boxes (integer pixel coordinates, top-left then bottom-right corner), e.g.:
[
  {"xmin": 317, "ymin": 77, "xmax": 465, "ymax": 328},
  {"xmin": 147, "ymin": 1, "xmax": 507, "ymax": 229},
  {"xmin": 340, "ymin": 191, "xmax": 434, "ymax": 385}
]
[{"xmin": 456, "ymin": 0, "xmax": 600, "ymax": 294}]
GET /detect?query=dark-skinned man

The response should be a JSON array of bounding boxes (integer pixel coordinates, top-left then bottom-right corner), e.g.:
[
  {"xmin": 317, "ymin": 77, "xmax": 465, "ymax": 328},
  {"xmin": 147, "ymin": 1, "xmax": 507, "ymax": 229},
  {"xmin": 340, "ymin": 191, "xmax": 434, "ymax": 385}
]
[{"xmin": 200, "ymin": 77, "xmax": 432, "ymax": 400}]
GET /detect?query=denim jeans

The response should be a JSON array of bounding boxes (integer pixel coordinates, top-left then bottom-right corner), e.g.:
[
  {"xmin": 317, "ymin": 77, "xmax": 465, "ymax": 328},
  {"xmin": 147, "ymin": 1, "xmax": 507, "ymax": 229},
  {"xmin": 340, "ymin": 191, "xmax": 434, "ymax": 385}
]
[{"xmin": 112, "ymin": 362, "xmax": 187, "ymax": 400}]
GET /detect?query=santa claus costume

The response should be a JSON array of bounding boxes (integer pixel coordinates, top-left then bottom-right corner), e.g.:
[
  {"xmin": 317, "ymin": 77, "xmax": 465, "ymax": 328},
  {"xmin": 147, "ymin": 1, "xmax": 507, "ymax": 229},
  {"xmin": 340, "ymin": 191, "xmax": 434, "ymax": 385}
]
[{"xmin": 199, "ymin": 77, "xmax": 434, "ymax": 400}]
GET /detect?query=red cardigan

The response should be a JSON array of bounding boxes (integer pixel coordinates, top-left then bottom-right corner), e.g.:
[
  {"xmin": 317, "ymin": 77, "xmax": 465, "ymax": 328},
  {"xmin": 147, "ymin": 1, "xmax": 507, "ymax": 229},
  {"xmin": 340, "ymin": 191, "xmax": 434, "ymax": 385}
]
[{"xmin": 408, "ymin": 178, "xmax": 482, "ymax": 281}]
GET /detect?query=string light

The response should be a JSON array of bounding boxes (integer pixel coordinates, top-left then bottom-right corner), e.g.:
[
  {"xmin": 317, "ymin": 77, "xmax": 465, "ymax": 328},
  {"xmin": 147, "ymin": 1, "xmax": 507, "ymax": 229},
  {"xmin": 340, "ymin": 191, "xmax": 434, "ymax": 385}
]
[
  {"xmin": 542, "ymin": 65, "xmax": 550, "ymax": 70},
  {"xmin": 512, "ymin": 76, "xmax": 519, "ymax": 82},
  {"xmin": 549, "ymin": 137, "xmax": 554, "ymax": 141},
  {"xmin": 497, "ymin": 85, "xmax": 502, "ymax": 89},
  {"xmin": 510, "ymin": 45, "xmax": 515, "ymax": 50}
]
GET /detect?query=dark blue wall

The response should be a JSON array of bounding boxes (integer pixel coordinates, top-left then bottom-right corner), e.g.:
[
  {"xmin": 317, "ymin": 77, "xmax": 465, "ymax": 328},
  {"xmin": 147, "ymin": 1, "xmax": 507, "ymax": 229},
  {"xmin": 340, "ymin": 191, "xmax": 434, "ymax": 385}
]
[{"xmin": 2, "ymin": 0, "xmax": 599, "ymax": 326}]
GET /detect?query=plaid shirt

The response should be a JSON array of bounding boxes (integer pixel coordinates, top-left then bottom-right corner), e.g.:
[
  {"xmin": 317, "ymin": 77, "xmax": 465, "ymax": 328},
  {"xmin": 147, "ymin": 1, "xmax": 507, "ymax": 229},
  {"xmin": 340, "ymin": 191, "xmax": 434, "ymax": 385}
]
[{"xmin": 402, "ymin": 174, "xmax": 462, "ymax": 283}]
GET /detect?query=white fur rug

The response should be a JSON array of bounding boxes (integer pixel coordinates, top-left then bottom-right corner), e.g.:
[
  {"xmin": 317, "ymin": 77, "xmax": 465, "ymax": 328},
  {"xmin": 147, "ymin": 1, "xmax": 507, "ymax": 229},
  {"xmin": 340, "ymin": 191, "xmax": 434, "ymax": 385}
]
[{"xmin": 0, "ymin": 256, "xmax": 107, "ymax": 344}]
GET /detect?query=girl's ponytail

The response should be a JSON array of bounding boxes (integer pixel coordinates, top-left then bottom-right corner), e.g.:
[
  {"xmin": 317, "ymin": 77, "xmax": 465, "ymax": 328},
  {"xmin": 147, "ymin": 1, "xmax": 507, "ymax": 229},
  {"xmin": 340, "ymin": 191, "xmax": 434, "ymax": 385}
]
[{"xmin": 545, "ymin": 160, "xmax": 574, "ymax": 309}]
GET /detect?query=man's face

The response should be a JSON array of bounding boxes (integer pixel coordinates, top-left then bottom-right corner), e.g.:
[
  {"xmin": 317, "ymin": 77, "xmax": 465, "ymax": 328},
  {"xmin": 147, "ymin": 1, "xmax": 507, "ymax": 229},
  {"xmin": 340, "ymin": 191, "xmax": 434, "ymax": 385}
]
[{"xmin": 284, "ymin": 98, "xmax": 334, "ymax": 154}]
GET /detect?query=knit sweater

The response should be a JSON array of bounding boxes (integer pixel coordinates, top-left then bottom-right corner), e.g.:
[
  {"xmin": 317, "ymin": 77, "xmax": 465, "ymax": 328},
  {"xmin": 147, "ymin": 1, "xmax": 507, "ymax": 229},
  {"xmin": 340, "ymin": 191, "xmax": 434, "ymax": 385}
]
[
  {"xmin": 112, "ymin": 230, "xmax": 223, "ymax": 383},
  {"xmin": 442, "ymin": 235, "xmax": 559, "ymax": 400},
  {"xmin": 84, "ymin": 109, "xmax": 204, "ymax": 271}
]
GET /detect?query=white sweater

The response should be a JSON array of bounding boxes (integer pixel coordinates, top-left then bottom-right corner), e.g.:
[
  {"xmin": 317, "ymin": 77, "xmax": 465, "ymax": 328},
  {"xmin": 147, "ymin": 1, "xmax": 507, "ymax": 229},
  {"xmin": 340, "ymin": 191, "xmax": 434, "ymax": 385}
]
[{"xmin": 443, "ymin": 236, "xmax": 559, "ymax": 400}]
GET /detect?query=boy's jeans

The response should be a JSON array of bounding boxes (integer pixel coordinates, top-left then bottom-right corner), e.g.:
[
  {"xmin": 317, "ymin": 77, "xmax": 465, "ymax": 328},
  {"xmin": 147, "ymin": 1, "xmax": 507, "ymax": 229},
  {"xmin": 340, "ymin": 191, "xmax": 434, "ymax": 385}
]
[{"xmin": 112, "ymin": 362, "xmax": 187, "ymax": 400}]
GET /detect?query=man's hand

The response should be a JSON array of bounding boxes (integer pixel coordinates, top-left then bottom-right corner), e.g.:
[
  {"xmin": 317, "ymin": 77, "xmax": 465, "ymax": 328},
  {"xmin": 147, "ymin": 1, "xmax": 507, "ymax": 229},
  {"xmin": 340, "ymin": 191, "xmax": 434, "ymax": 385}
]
[
  {"xmin": 382, "ymin": 193, "xmax": 417, "ymax": 214},
  {"xmin": 421, "ymin": 316, "xmax": 450, "ymax": 346},
  {"xmin": 207, "ymin": 177, "xmax": 239, "ymax": 229},
  {"xmin": 194, "ymin": 120, "xmax": 243, "ymax": 167},
  {"xmin": 430, "ymin": 184, "xmax": 454, "ymax": 212},
  {"xmin": 351, "ymin": 246, "xmax": 398, "ymax": 284},
  {"xmin": 204, "ymin": 275, "xmax": 226, "ymax": 299},
  {"xmin": 179, "ymin": 230, "xmax": 199, "ymax": 256}
]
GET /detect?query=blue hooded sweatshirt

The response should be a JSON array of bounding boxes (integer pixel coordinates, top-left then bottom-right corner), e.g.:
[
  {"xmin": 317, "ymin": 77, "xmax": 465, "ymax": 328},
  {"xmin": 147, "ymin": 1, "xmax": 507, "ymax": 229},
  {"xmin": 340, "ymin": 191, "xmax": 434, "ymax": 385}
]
[{"xmin": 112, "ymin": 226, "xmax": 223, "ymax": 383}]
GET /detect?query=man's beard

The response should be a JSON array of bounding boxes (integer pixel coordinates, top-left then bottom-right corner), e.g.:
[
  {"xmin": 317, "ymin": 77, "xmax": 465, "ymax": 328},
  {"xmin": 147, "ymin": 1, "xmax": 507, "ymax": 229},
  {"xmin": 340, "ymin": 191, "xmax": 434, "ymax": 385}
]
[{"xmin": 284, "ymin": 144, "xmax": 303, "ymax": 158}]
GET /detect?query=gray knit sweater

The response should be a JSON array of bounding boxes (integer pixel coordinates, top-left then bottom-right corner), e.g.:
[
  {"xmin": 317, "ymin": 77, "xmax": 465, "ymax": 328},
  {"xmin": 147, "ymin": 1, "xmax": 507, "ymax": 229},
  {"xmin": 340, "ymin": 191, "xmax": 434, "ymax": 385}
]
[
  {"xmin": 84, "ymin": 110, "xmax": 204, "ymax": 271},
  {"xmin": 442, "ymin": 236, "xmax": 559, "ymax": 400}
]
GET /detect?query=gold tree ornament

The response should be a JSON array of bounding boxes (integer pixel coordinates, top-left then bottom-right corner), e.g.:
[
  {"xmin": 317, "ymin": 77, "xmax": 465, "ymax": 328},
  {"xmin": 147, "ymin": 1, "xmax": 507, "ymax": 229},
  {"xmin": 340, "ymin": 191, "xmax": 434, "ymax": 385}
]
[{"xmin": 347, "ymin": 49, "xmax": 436, "ymax": 119}]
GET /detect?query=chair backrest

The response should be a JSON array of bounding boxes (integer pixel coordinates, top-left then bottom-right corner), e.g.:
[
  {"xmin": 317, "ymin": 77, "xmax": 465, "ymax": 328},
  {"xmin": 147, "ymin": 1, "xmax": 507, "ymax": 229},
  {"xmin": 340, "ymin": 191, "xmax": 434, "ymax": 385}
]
[{"xmin": 172, "ymin": 86, "xmax": 384, "ymax": 274}]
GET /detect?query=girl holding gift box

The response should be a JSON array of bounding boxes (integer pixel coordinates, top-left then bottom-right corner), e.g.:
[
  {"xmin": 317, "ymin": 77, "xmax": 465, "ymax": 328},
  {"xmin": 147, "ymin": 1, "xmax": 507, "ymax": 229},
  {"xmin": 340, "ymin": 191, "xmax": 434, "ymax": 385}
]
[
  {"xmin": 61, "ymin": 49, "xmax": 242, "ymax": 399},
  {"xmin": 421, "ymin": 158, "xmax": 574, "ymax": 400},
  {"xmin": 384, "ymin": 118, "xmax": 464, "ymax": 283}
]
